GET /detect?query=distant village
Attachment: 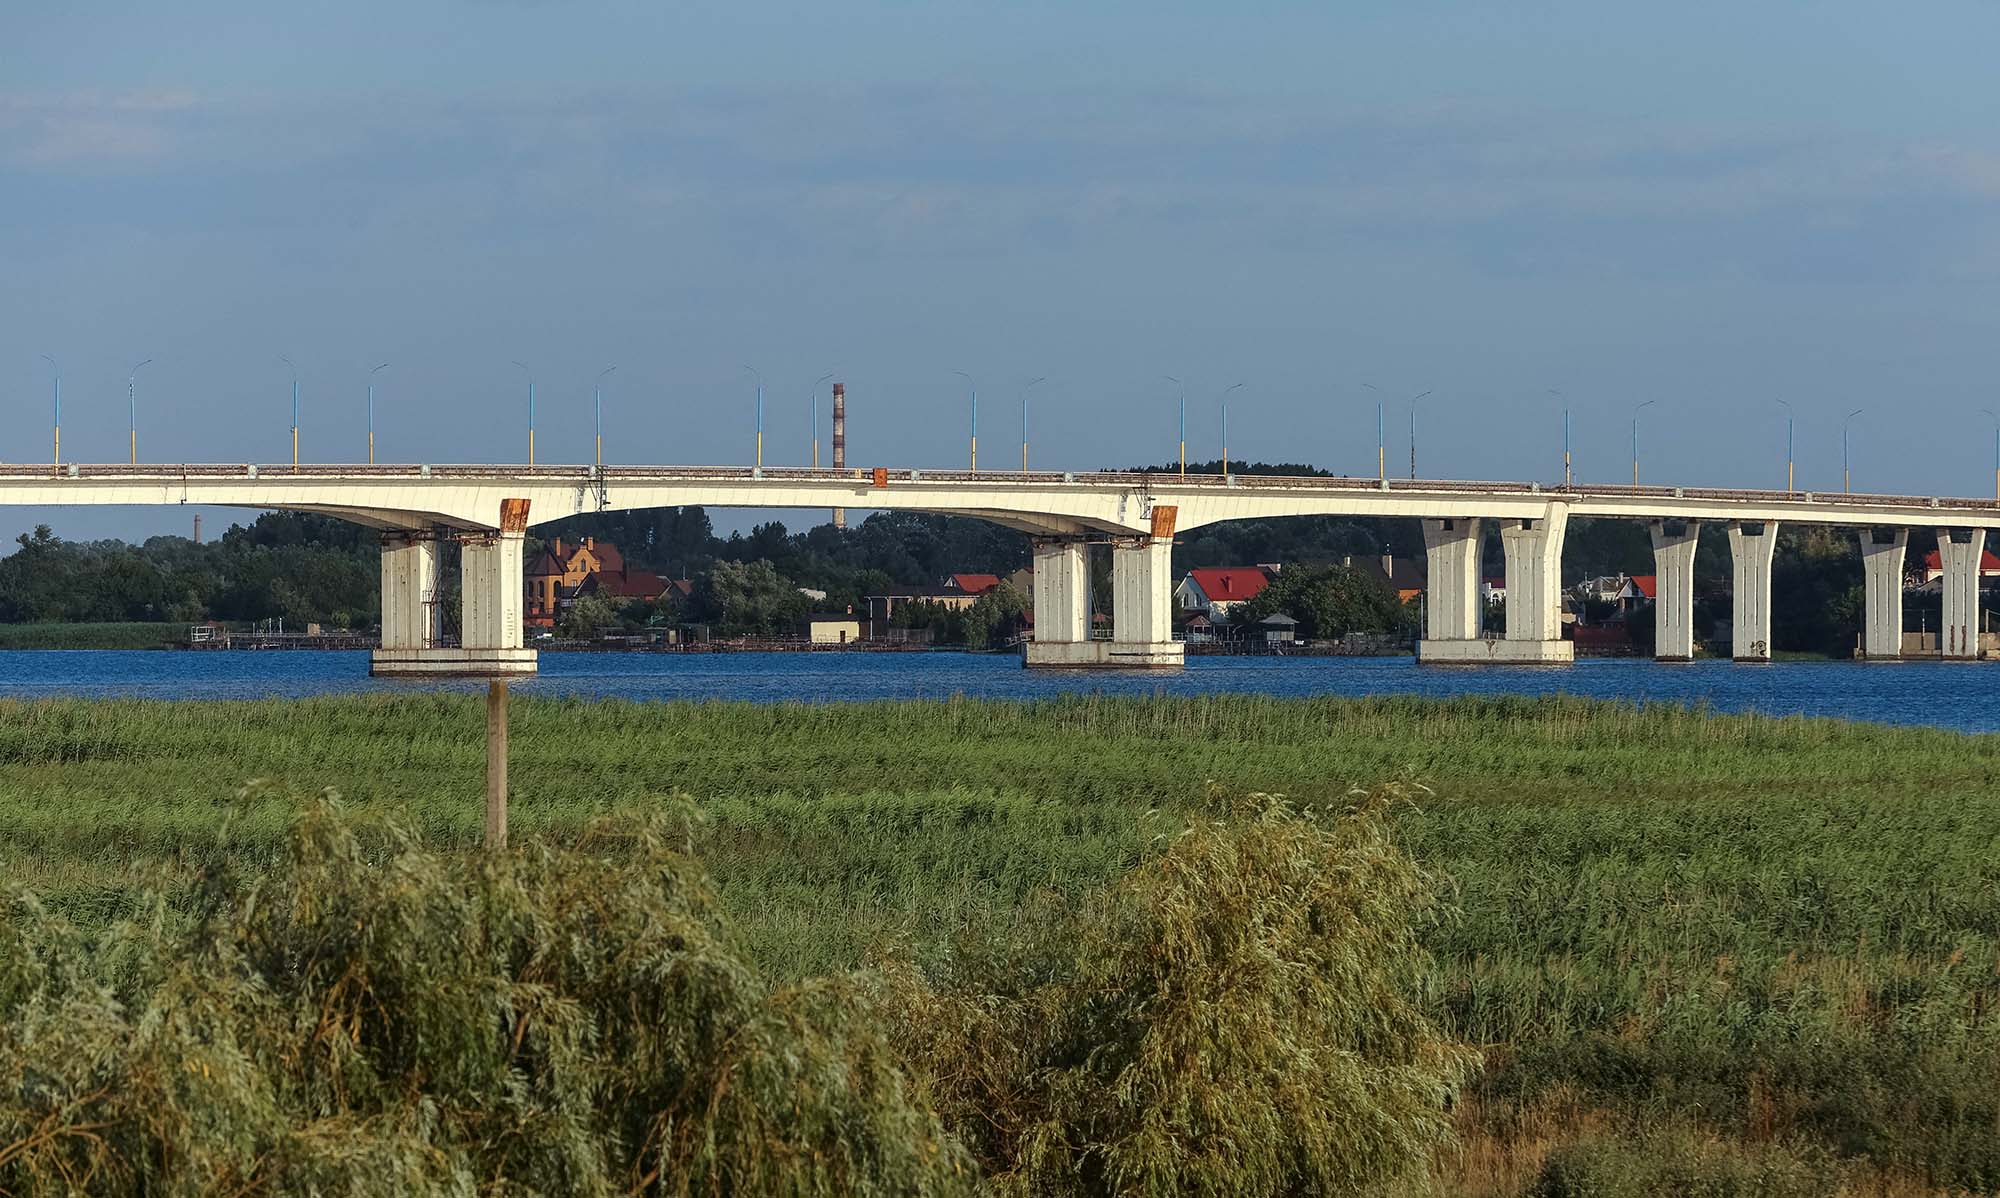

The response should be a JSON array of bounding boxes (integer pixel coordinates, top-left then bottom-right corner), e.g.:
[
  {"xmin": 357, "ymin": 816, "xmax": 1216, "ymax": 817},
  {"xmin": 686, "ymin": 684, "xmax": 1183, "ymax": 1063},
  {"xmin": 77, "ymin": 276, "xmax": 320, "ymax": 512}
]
[{"xmin": 520, "ymin": 531, "xmax": 2000, "ymax": 657}]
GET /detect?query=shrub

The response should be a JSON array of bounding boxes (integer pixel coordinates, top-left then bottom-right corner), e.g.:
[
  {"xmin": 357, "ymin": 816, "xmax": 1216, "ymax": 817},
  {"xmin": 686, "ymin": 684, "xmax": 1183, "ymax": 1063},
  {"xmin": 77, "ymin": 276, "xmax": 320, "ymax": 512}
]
[
  {"xmin": 884, "ymin": 784, "xmax": 1476, "ymax": 1198},
  {"xmin": 0, "ymin": 794, "xmax": 972, "ymax": 1197}
]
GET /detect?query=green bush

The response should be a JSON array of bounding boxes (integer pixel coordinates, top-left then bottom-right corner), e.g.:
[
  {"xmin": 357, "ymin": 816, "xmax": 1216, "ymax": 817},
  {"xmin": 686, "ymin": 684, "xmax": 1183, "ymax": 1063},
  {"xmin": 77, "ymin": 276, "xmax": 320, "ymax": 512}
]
[
  {"xmin": 886, "ymin": 786, "xmax": 1475, "ymax": 1197},
  {"xmin": 0, "ymin": 794, "xmax": 972, "ymax": 1197}
]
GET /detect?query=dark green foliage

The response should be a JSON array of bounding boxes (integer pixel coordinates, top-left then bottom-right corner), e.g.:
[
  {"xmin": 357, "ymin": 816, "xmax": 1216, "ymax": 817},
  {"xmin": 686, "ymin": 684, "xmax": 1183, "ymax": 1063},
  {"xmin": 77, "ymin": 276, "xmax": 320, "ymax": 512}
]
[
  {"xmin": 691, "ymin": 558, "xmax": 812, "ymax": 633},
  {"xmin": 0, "ymin": 514, "xmax": 378, "ymax": 629},
  {"xmin": 0, "ymin": 796, "xmax": 975, "ymax": 1196},
  {"xmin": 1228, "ymin": 561, "xmax": 1412, "ymax": 638}
]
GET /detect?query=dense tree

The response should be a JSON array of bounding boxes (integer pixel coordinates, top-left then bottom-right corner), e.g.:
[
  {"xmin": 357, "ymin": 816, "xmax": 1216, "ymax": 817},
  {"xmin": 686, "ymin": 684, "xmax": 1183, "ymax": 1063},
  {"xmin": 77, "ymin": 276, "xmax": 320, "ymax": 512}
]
[
  {"xmin": 692, "ymin": 559, "xmax": 810, "ymax": 635},
  {"xmin": 1229, "ymin": 563, "xmax": 1412, "ymax": 640}
]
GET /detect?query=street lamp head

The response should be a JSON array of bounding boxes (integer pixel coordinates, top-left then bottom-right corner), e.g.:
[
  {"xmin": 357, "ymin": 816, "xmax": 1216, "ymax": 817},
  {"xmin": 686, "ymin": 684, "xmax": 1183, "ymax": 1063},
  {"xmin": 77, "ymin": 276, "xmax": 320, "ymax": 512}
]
[
  {"xmin": 598, "ymin": 365, "xmax": 618, "ymax": 382},
  {"xmin": 372, "ymin": 362, "xmax": 389, "ymax": 375}
]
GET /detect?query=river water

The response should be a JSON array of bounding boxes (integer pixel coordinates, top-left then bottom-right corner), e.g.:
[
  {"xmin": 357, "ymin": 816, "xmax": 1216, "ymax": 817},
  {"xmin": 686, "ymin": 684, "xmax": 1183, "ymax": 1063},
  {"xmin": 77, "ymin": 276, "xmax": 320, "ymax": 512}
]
[{"xmin": 0, "ymin": 650, "xmax": 1990, "ymax": 731}]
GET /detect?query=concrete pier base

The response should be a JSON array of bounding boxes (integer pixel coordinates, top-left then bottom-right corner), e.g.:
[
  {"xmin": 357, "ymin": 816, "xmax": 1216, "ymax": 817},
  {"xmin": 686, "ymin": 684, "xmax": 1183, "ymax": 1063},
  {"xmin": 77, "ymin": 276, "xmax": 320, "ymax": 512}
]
[
  {"xmin": 1859, "ymin": 527, "xmax": 1909, "ymax": 661},
  {"xmin": 1418, "ymin": 637, "xmax": 1572, "ymax": 664},
  {"xmin": 372, "ymin": 646, "xmax": 540, "ymax": 678},
  {"xmin": 1022, "ymin": 640, "xmax": 1186, "ymax": 669}
]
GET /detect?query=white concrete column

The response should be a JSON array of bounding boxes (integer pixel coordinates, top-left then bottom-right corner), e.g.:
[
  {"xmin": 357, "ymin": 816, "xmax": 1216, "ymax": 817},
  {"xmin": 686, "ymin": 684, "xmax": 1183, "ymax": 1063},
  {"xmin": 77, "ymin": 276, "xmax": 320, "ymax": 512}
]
[
  {"xmin": 378, "ymin": 530, "xmax": 441, "ymax": 651},
  {"xmin": 1030, "ymin": 539, "xmax": 1090, "ymax": 644},
  {"xmin": 1109, "ymin": 537, "xmax": 1183, "ymax": 668},
  {"xmin": 1858, "ymin": 527, "xmax": 1908, "ymax": 661},
  {"xmin": 1419, "ymin": 517, "xmax": 1482, "ymax": 643},
  {"xmin": 1492, "ymin": 505, "xmax": 1572, "ymax": 662},
  {"xmin": 1937, "ymin": 528, "xmax": 1986, "ymax": 660},
  {"xmin": 1647, "ymin": 519, "xmax": 1702, "ymax": 662},
  {"xmin": 462, "ymin": 531, "xmax": 526, "ymax": 652},
  {"xmin": 1725, "ymin": 521, "xmax": 1777, "ymax": 662}
]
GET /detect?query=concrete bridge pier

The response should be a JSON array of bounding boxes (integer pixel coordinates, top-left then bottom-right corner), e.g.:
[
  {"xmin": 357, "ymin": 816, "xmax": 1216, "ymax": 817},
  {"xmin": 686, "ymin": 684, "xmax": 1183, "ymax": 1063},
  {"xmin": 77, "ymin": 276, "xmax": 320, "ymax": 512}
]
[
  {"xmin": 1726, "ymin": 521, "xmax": 1777, "ymax": 662},
  {"xmin": 1859, "ymin": 527, "xmax": 1908, "ymax": 660},
  {"xmin": 1423, "ymin": 506, "xmax": 1571, "ymax": 663},
  {"xmin": 1647, "ymin": 519, "xmax": 1702, "ymax": 661},
  {"xmin": 377, "ymin": 530, "xmax": 442, "ymax": 653},
  {"xmin": 1108, "ymin": 536, "xmax": 1184, "ymax": 668},
  {"xmin": 1937, "ymin": 527, "xmax": 1987, "ymax": 659},
  {"xmin": 1023, "ymin": 539, "xmax": 1093, "ymax": 667},
  {"xmin": 1415, "ymin": 517, "xmax": 1484, "ymax": 662},
  {"xmin": 373, "ymin": 498, "xmax": 539, "ymax": 678}
]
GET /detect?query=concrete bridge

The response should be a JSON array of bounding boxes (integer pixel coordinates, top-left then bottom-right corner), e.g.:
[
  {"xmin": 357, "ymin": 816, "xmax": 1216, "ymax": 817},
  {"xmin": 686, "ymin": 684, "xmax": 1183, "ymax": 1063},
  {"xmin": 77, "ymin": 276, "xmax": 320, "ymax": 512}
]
[{"xmin": 6, "ymin": 461, "xmax": 1998, "ymax": 675}]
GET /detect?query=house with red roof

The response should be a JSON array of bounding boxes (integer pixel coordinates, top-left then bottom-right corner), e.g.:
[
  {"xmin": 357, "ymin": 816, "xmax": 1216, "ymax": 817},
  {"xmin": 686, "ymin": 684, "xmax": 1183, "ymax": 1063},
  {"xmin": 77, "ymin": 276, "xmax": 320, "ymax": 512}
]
[
  {"xmin": 943, "ymin": 573, "xmax": 1003, "ymax": 596},
  {"xmin": 524, "ymin": 536, "xmax": 671, "ymax": 627},
  {"xmin": 1912, "ymin": 548, "xmax": 2000, "ymax": 590},
  {"xmin": 1175, "ymin": 566, "xmax": 1272, "ymax": 617}
]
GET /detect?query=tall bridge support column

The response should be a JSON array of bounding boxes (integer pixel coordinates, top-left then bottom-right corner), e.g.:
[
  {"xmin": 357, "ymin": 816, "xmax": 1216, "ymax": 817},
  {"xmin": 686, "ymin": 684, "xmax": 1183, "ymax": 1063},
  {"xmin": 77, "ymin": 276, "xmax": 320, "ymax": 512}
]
[
  {"xmin": 1023, "ymin": 539, "xmax": 1094, "ymax": 668},
  {"xmin": 1108, "ymin": 536, "xmax": 1184, "ymax": 668},
  {"xmin": 1858, "ymin": 527, "xmax": 1908, "ymax": 661},
  {"xmin": 377, "ymin": 530, "xmax": 441, "ymax": 652},
  {"xmin": 1647, "ymin": 519, "xmax": 1702, "ymax": 661},
  {"xmin": 1415, "ymin": 517, "xmax": 1483, "ymax": 663},
  {"xmin": 1426, "ymin": 507, "xmax": 1571, "ymax": 663},
  {"xmin": 373, "ymin": 498, "xmax": 539, "ymax": 678},
  {"xmin": 1937, "ymin": 528, "xmax": 1987, "ymax": 660},
  {"xmin": 1726, "ymin": 522, "xmax": 1777, "ymax": 662}
]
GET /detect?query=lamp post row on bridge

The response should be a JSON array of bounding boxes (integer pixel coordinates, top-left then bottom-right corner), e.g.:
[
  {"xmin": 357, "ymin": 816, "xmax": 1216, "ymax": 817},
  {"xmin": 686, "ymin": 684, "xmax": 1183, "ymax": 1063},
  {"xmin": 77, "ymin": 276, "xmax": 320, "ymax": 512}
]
[{"xmin": 4, "ymin": 363, "xmax": 1965, "ymax": 498}]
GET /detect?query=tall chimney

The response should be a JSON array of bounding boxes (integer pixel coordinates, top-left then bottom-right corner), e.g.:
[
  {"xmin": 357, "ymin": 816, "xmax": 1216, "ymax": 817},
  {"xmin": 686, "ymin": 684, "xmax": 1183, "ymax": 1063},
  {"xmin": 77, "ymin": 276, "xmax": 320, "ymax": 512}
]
[
  {"xmin": 832, "ymin": 382, "xmax": 847, "ymax": 529},
  {"xmin": 193, "ymin": 514, "xmax": 203, "ymax": 545}
]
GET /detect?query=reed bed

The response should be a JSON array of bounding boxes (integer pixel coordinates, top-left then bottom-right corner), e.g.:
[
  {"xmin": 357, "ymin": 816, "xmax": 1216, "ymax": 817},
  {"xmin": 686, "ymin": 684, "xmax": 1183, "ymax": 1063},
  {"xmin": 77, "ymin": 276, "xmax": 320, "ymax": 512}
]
[{"xmin": 3, "ymin": 691, "xmax": 1999, "ymax": 1193}]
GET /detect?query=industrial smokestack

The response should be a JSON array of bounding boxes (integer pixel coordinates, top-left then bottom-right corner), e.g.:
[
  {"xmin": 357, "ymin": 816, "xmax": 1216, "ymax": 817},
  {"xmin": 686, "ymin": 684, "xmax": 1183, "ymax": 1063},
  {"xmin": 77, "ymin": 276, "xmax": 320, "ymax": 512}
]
[
  {"xmin": 193, "ymin": 514, "xmax": 203, "ymax": 545},
  {"xmin": 832, "ymin": 382, "xmax": 847, "ymax": 529}
]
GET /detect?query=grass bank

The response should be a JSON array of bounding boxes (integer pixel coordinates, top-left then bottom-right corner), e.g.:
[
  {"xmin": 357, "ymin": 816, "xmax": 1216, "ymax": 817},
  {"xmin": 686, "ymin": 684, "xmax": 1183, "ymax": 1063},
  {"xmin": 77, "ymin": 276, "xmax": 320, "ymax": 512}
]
[
  {"xmin": 3, "ymin": 692, "xmax": 1998, "ymax": 1194},
  {"xmin": 0, "ymin": 621, "xmax": 184, "ymax": 649}
]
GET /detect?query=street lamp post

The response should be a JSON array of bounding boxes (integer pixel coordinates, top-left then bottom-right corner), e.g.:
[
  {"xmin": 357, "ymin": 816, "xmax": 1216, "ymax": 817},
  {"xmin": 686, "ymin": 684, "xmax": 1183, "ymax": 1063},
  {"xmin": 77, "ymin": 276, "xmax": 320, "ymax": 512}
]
[
  {"xmin": 41, "ymin": 354, "xmax": 60, "ymax": 471},
  {"xmin": 367, "ymin": 363, "xmax": 388, "ymax": 465},
  {"xmin": 1630, "ymin": 399, "xmax": 1656, "ymax": 486},
  {"xmin": 511, "ymin": 361, "xmax": 535, "ymax": 465},
  {"xmin": 810, "ymin": 372, "xmax": 834, "ymax": 468},
  {"xmin": 281, "ymin": 356, "xmax": 300, "ymax": 470},
  {"xmin": 594, "ymin": 366, "xmax": 617, "ymax": 469},
  {"xmin": 1407, "ymin": 389, "xmax": 1434, "ymax": 479},
  {"xmin": 1165, "ymin": 375, "xmax": 1186, "ymax": 476},
  {"xmin": 1362, "ymin": 382, "xmax": 1384, "ymax": 480},
  {"xmin": 953, "ymin": 371, "xmax": 977, "ymax": 471},
  {"xmin": 1020, "ymin": 376, "xmax": 1046, "ymax": 471},
  {"xmin": 1776, "ymin": 399, "xmax": 1795, "ymax": 492},
  {"xmin": 742, "ymin": 365, "xmax": 764, "ymax": 470},
  {"xmin": 1842, "ymin": 408, "xmax": 1864, "ymax": 494},
  {"xmin": 1220, "ymin": 382, "xmax": 1243, "ymax": 475},
  {"xmin": 1982, "ymin": 409, "xmax": 2000, "ymax": 501},
  {"xmin": 1547, "ymin": 389, "xmax": 1569, "ymax": 488},
  {"xmin": 127, "ymin": 358, "xmax": 152, "ymax": 465}
]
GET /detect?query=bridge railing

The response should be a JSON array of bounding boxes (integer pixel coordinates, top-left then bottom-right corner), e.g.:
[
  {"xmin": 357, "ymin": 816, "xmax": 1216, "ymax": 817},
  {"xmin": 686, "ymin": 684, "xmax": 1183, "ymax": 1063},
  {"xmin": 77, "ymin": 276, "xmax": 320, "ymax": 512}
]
[{"xmin": 3, "ymin": 461, "xmax": 1996, "ymax": 514}]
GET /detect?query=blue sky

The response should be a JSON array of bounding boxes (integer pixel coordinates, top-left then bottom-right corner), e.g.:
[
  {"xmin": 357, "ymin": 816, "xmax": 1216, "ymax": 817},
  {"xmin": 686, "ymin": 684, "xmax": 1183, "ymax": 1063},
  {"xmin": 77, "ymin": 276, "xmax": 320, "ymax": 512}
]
[{"xmin": 7, "ymin": 2, "xmax": 2000, "ymax": 540}]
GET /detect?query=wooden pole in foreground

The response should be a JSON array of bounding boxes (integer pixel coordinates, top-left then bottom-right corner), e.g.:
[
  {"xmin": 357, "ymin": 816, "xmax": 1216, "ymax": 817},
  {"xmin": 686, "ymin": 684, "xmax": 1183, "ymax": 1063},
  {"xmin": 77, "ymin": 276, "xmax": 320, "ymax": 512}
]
[{"xmin": 485, "ymin": 679, "xmax": 508, "ymax": 850}]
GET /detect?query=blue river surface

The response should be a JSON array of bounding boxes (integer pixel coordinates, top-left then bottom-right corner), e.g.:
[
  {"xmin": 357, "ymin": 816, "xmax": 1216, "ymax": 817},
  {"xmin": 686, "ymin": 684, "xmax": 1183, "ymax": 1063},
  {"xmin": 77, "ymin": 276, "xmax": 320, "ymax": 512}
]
[{"xmin": 0, "ymin": 650, "xmax": 1993, "ymax": 731}]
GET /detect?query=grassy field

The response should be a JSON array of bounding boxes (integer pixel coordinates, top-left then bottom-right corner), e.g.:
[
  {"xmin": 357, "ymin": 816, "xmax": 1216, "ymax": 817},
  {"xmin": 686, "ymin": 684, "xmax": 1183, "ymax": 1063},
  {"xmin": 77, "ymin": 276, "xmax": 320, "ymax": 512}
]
[
  {"xmin": 0, "ymin": 621, "xmax": 185, "ymax": 649},
  {"xmin": 3, "ymin": 692, "xmax": 1998, "ymax": 1195}
]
